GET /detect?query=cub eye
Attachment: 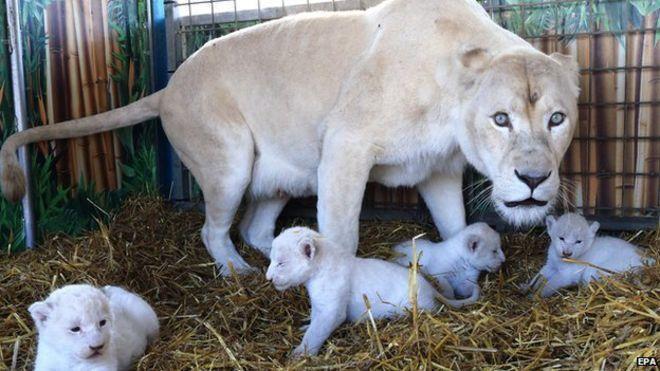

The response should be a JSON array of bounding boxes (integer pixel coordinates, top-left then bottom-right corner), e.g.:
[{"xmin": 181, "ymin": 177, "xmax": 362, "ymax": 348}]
[
  {"xmin": 99, "ymin": 319, "xmax": 106, "ymax": 327},
  {"xmin": 277, "ymin": 262, "xmax": 284, "ymax": 267},
  {"xmin": 549, "ymin": 112, "xmax": 566, "ymax": 127},
  {"xmin": 492, "ymin": 112, "xmax": 511, "ymax": 128},
  {"xmin": 70, "ymin": 326, "xmax": 81, "ymax": 333},
  {"xmin": 576, "ymin": 240, "xmax": 582, "ymax": 244},
  {"xmin": 559, "ymin": 237, "xmax": 565, "ymax": 241}
]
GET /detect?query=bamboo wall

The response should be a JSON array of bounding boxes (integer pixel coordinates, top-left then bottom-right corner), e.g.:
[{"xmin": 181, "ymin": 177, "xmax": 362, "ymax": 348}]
[
  {"xmin": 0, "ymin": 0, "xmax": 154, "ymax": 250},
  {"xmin": 45, "ymin": 0, "xmax": 122, "ymax": 193},
  {"xmin": 40, "ymin": 0, "xmax": 150, "ymax": 194}
]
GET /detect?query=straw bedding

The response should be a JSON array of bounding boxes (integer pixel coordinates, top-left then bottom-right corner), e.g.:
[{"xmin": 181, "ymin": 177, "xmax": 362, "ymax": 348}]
[{"xmin": 1, "ymin": 198, "xmax": 658, "ymax": 370}]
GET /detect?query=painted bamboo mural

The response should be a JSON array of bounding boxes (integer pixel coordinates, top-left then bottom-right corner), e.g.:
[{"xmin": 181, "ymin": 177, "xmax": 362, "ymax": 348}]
[
  {"xmin": 44, "ymin": 0, "xmax": 152, "ymax": 194},
  {"xmin": 0, "ymin": 0, "xmax": 156, "ymax": 251}
]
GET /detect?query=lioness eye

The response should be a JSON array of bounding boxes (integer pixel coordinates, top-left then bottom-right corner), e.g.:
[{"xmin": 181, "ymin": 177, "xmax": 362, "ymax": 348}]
[
  {"xmin": 576, "ymin": 240, "xmax": 582, "ymax": 244},
  {"xmin": 559, "ymin": 237, "xmax": 565, "ymax": 241},
  {"xmin": 492, "ymin": 112, "xmax": 511, "ymax": 128},
  {"xmin": 99, "ymin": 319, "xmax": 106, "ymax": 327},
  {"xmin": 70, "ymin": 326, "xmax": 81, "ymax": 333},
  {"xmin": 549, "ymin": 112, "xmax": 565, "ymax": 127}
]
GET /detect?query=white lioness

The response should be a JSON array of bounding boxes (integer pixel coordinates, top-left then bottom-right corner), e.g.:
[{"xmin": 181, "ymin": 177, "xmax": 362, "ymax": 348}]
[
  {"xmin": 0, "ymin": 0, "xmax": 579, "ymax": 275},
  {"xmin": 266, "ymin": 227, "xmax": 476, "ymax": 357},
  {"xmin": 29, "ymin": 284, "xmax": 159, "ymax": 371},
  {"xmin": 522, "ymin": 213, "xmax": 654, "ymax": 297},
  {"xmin": 393, "ymin": 222, "xmax": 505, "ymax": 300}
]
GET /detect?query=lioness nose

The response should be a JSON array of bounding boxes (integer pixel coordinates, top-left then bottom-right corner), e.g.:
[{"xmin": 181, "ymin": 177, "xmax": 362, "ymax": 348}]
[
  {"xmin": 515, "ymin": 170, "xmax": 551, "ymax": 192},
  {"xmin": 89, "ymin": 343, "xmax": 105, "ymax": 351}
]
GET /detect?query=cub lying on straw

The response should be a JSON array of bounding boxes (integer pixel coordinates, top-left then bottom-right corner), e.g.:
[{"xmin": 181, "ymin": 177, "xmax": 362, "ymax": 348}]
[
  {"xmin": 522, "ymin": 213, "xmax": 655, "ymax": 297},
  {"xmin": 266, "ymin": 227, "xmax": 475, "ymax": 357},
  {"xmin": 29, "ymin": 284, "xmax": 159, "ymax": 371},
  {"xmin": 393, "ymin": 223, "xmax": 505, "ymax": 301}
]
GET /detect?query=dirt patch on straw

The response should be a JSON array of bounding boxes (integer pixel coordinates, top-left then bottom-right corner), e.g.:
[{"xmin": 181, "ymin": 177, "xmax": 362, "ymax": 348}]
[{"xmin": 1, "ymin": 198, "xmax": 658, "ymax": 370}]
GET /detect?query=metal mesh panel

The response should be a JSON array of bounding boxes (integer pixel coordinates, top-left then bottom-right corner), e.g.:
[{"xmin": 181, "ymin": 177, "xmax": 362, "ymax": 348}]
[{"xmin": 166, "ymin": 0, "xmax": 659, "ymax": 228}]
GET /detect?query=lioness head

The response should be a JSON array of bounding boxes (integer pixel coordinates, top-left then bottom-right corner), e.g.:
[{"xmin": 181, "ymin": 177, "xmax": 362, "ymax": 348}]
[
  {"xmin": 266, "ymin": 227, "xmax": 320, "ymax": 291},
  {"xmin": 29, "ymin": 284, "xmax": 112, "ymax": 361},
  {"xmin": 546, "ymin": 213, "xmax": 599, "ymax": 259},
  {"xmin": 454, "ymin": 47, "xmax": 579, "ymax": 226}
]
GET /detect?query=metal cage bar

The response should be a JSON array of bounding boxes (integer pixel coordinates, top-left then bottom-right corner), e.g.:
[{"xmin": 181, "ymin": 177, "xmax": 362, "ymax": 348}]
[{"xmin": 5, "ymin": 0, "xmax": 36, "ymax": 248}]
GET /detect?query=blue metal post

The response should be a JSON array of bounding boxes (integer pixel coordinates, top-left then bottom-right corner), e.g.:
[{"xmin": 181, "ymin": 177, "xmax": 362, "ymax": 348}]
[{"xmin": 150, "ymin": 0, "xmax": 175, "ymax": 198}]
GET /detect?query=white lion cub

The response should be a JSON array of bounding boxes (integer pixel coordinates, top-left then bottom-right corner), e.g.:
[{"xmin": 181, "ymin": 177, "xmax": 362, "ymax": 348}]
[
  {"xmin": 393, "ymin": 223, "xmax": 505, "ymax": 300},
  {"xmin": 266, "ymin": 227, "xmax": 474, "ymax": 357},
  {"xmin": 29, "ymin": 284, "xmax": 159, "ymax": 371},
  {"xmin": 523, "ymin": 213, "xmax": 654, "ymax": 297}
]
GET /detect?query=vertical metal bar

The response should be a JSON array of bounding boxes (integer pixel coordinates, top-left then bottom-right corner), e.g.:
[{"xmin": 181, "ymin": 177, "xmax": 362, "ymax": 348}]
[
  {"xmin": 585, "ymin": 0, "xmax": 594, "ymax": 216},
  {"xmin": 210, "ymin": 0, "xmax": 215, "ymax": 39},
  {"xmin": 150, "ymin": 0, "xmax": 177, "ymax": 198},
  {"xmin": 621, "ymin": 1, "xmax": 630, "ymax": 216},
  {"xmin": 233, "ymin": 0, "xmax": 238, "ymax": 31},
  {"xmin": 5, "ymin": 0, "xmax": 36, "ymax": 248}
]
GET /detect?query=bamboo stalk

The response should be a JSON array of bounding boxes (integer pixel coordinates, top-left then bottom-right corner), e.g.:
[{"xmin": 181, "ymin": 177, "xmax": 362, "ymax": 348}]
[
  {"xmin": 102, "ymin": 0, "xmax": 123, "ymax": 187},
  {"xmin": 46, "ymin": 0, "xmax": 66, "ymax": 186},
  {"xmin": 614, "ymin": 36, "xmax": 626, "ymax": 215},
  {"xmin": 64, "ymin": 0, "xmax": 87, "ymax": 188},
  {"xmin": 566, "ymin": 40, "xmax": 583, "ymax": 211},
  {"xmin": 73, "ymin": 0, "xmax": 106, "ymax": 191},
  {"xmin": 592, "ymin": 34, "xmax": 618, "ymax": 216},
  {"xmin": 632, "ymin": 14, "xmax": 658, "ymax": 213},
  {"xmin": 86, "ymin": 0, "xmax": 117, "ymax": 190}
]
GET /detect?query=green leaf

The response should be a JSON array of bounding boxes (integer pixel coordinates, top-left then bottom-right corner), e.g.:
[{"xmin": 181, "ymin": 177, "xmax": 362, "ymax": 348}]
[{"xmin": 630, "ymin": 0, "xmax": 660, "ymax": 16}]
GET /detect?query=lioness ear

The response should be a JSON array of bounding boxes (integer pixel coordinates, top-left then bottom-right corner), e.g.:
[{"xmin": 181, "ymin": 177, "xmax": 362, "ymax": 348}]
[
  {"xmin": 588, "ymin": 221, "xmax": 600, "ymax": 235},
  {"xmin": 300, "ymin": 238, "xmax": 316, "ymax": 260},
  {"xmin": 459, "ymin": 47, "xmax": 492, "ymax": 71},
  {"xmin": 550, "ymin": 53, "xmax": 580, "ymax": 97},
  {"xmin": 550, "ymin": 53, "xmax": 578, "ymax": 74},
  {"xmin": 28, "ymin": 301, "xmax": 52, "ymax": 330}
]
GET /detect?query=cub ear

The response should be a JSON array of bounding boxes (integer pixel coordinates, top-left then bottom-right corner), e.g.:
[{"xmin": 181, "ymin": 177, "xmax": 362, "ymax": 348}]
[
  {"xmin": 28, "ymin": 301, "xmax": 52, "ymax": 330},
  {"xmin": 588, "ymin": 221, "xmax": 600, "ymax": 235},
  {"xmin": 300, "ymin": 238, "xmax": 317, "ymax": 260},
  {"xmin": 459, "ymin": 47, "xmax": 492, "ymax": 71},
  {"xmin": 545, "ymin": 215, "xmax": 556, "ymax": 231},
  {"xmin": 466, "ymin": 234, "xmax": 480, "ymax": 253}
]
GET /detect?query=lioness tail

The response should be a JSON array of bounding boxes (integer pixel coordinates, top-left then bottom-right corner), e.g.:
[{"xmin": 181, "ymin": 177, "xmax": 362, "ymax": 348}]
[{"xmin": 0, "ymin": 91, "xmax": 162, "ymax": 202}]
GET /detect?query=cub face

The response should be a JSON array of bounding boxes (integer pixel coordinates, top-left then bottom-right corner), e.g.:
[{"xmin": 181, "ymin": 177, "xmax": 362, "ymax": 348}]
[
  {"xmin": 462, "ymin": 223, "xmax": 505, "ymax": 272},
  {"xmin": 546, "ymin": 213, "xmax": 599, "ymax": 259},
  {"xmin": 29, "ymin": 285, "xmax": 113, "ymax": 361},
  {"xmin": 267, "ymin": 227, "xmax": 320, "ymax": 291}
]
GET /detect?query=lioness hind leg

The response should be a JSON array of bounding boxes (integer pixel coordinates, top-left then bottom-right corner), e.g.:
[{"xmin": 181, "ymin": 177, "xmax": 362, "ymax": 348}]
[
  {"xmin": 194, "ymin": 130, "xmax": 256, "ymax": 276},
  {"xmin": 239, "ymin": 196, "xmax": 289, "ymax": 257},
  {"xmin": 202, "ymin": 181, "xmax": 256, "ymax": 276}
]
